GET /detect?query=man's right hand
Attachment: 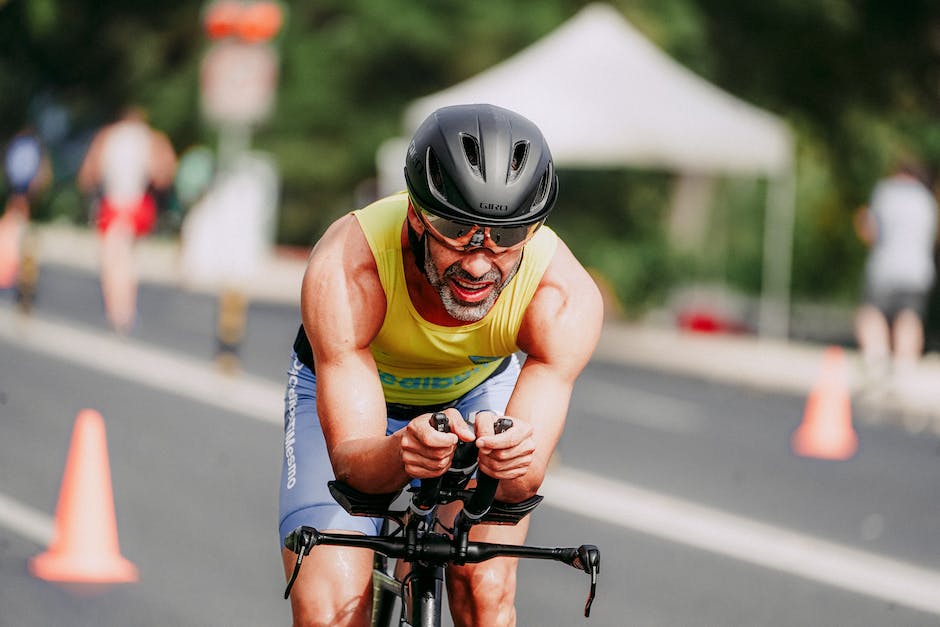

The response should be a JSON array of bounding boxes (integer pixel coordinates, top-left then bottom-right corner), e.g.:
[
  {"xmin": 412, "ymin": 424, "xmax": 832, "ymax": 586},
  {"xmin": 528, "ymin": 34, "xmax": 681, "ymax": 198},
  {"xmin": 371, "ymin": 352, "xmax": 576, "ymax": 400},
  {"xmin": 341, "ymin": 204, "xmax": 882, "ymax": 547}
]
[{"xmin": 400, "ymin": 408, "xmax": 475, "ymax": 479}]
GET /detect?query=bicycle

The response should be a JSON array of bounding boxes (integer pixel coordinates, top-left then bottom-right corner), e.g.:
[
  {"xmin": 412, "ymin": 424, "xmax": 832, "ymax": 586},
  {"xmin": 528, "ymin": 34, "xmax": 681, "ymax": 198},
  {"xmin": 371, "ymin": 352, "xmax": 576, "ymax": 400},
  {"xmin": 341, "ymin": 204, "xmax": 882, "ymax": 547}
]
[{"xmin": 283, "ymin": 411, "xmax": 600, "ymax": 626}]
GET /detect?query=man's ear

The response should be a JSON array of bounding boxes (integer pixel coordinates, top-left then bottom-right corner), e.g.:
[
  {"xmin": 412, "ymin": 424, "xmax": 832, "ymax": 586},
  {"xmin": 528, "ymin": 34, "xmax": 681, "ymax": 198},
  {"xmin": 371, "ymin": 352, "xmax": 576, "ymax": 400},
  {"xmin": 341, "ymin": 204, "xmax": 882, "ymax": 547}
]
[
  {"xmin": 406, "ymin": 199, "xmax": 426, "ymax": 235},
  {"xmin": 405, "ymin": 202, "xmax": 429, "ymax": 277}
]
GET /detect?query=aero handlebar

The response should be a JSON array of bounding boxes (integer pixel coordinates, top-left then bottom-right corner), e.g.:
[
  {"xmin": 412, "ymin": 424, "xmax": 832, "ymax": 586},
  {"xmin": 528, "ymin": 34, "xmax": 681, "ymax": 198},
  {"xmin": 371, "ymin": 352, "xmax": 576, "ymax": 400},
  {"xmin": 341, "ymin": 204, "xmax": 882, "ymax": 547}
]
[
  {"xmin": 284, "ymin": 527, "xmax": 600, "ymax": 617},
  {"xmin": 283, "ymin": 411, "xmax": 600, "ymax": 617}
]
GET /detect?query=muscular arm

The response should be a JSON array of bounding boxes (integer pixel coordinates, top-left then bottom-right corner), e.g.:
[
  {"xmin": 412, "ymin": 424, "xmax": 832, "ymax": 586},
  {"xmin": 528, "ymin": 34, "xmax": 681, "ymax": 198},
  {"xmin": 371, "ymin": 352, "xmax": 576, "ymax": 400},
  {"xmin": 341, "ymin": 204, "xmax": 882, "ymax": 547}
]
[
  {"xmin": 489, "ymin": 240, "xmax": 603, "ymax": 502},
  {"xmin": 301, "ymin": 215, "xmax": 409, "ymax": 493}
]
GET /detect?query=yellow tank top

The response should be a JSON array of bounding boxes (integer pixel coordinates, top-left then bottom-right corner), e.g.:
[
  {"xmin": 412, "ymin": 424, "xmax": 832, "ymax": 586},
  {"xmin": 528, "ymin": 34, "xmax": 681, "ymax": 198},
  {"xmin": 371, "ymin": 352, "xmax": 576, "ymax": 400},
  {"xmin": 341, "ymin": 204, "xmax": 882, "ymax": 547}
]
[{"xmin": 354, "ymin": 193, "xmax": 558, "ymax": 405}]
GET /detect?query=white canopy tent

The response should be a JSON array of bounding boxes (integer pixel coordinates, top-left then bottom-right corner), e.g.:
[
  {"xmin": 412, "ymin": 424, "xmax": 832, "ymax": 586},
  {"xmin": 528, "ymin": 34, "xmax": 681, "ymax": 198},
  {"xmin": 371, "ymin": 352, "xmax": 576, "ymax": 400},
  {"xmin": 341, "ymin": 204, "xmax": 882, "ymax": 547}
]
[{"xmin": 377, "ymin": 3, "xmax": 796, "ymax": 337}]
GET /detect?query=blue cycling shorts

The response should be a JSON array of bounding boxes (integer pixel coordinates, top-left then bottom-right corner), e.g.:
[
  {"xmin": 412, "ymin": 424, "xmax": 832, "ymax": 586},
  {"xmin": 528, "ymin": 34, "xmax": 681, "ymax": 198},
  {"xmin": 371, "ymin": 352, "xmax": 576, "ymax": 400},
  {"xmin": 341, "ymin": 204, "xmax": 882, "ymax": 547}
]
[{"xmin": 277, "ymin": 352, "xmax": 521, "ymax": 544}]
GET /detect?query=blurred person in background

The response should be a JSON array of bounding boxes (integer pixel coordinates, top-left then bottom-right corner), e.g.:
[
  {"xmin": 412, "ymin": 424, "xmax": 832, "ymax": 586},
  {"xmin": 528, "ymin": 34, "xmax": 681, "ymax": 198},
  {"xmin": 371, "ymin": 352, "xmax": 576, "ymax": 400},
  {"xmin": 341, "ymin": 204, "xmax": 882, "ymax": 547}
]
[
  {"xmin": 78, "ymin": 106, "xmax": 177, "ymax": 334},
  {"xmin": 0, "ymin": 127, "xmax": 51, "ymax": 290},
  {"xmin": 854, "ymin": 157, "xmax": 938, "ymax": 395},
  {"xmin": 279, "ymin": 104, "xmax": 603, "ymax": 626}
]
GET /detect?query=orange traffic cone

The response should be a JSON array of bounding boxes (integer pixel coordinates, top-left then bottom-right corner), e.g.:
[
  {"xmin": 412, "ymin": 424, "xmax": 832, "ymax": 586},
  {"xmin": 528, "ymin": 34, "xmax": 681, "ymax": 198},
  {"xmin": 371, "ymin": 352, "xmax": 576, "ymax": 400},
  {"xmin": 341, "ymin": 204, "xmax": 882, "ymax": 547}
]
[
  {"xmin": 791, "ymin": 346, "xmax": 858, "ymax": 460},
  {"xmin": 29, "ymin": 409, "xmax": 139, "ymax": 583}
]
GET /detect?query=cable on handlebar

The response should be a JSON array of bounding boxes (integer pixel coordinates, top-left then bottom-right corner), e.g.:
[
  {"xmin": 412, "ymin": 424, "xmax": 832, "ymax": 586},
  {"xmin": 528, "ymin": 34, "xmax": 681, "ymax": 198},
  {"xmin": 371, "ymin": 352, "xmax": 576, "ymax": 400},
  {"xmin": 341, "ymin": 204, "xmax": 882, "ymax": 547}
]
[{"xmin": 283, "ymin": 527, "xmax": 317, "ymax": 599}]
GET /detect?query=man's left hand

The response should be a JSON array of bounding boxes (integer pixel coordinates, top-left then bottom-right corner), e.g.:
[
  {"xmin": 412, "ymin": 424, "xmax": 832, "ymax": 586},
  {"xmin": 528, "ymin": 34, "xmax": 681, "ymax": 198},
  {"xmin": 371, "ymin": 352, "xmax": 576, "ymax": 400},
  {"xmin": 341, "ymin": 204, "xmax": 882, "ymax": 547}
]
[{"xmin": 473, "ymin": 410, "xmax": 535, "ymax": 480}]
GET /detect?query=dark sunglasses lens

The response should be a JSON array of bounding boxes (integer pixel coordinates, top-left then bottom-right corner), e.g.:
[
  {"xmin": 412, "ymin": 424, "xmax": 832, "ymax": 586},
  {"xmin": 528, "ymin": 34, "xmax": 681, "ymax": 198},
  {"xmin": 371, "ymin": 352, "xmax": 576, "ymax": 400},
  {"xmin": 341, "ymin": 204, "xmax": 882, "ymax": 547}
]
[
  {"xmin": 489, "ymin": 225, "xmax": 530, "ymax": 247},
  {"xmin": 422, "ymin": 209, "xmax": 539, "ymax": 249},
  {"xmin": 438, "ymin": 220, "xmax": 474, "ymax": 240},
  {"xmin": 423, "ymin": 213, "xmax": 471, "ymax": 240}
]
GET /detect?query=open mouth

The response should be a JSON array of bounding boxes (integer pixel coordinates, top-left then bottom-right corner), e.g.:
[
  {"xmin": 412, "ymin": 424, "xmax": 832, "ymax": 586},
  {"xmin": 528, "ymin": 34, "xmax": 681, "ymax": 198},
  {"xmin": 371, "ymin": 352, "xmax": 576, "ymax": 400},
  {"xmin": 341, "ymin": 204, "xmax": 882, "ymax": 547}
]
[{"xmin": 449, "ymin": 277, "xmax": 495, "ymax": 303}]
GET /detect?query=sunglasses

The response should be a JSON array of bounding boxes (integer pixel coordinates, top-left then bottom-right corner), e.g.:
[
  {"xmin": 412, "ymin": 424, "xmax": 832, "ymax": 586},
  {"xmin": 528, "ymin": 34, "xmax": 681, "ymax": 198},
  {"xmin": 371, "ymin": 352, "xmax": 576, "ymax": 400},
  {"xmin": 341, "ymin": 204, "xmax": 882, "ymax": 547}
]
[{"xmin": 416, "ymin": 206, "xmax": 542, "ymax": 254}]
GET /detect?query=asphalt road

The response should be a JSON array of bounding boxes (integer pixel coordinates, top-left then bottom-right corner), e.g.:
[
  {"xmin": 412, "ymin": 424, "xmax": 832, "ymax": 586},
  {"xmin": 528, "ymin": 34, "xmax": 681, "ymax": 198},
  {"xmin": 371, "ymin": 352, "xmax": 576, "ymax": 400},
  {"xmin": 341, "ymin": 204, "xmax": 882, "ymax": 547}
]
[{"xmin": 1, "ymin": 265, "xmax": 939, "ymax": 626}]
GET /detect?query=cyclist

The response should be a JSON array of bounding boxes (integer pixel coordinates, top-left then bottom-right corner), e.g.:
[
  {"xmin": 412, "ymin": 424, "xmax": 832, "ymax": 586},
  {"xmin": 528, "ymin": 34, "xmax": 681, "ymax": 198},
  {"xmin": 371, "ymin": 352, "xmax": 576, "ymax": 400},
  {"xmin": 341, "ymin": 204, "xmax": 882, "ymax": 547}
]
[{"xmin": 279, "ymin": 103, "xmax": 603, "ymax": 626}]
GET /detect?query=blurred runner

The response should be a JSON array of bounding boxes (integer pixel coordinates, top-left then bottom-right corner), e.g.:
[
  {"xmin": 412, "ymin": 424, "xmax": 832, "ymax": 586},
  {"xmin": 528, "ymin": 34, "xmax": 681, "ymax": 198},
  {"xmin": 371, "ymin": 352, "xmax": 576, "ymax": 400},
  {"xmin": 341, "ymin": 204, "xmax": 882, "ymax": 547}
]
[
  {"xmin": 0, "ymin": 128, "xmax": 50, "ymax": 290},
  {"xmin": 854, "ymin": 157, "xmax": 938, "ymax": 394},
  {"xmin": 78, "ymin": 107, "xmax": 177, "ymax": 334}
]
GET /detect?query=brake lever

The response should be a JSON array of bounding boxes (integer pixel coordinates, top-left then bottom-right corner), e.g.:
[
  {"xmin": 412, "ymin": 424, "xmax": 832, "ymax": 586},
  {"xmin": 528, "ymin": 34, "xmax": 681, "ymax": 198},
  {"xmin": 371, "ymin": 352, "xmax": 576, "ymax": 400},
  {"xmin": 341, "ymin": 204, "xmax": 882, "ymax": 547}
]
[
  {"xmin": 283, "ymin": 527, "xmax": 317, "ymax": 599},
  {"xmin": 584, "ymin": 560, "xmax": 598, "ymax": 617},
  {"xmin": 573, "ymin": 544, "xmax": 600, "ymax": 617}
]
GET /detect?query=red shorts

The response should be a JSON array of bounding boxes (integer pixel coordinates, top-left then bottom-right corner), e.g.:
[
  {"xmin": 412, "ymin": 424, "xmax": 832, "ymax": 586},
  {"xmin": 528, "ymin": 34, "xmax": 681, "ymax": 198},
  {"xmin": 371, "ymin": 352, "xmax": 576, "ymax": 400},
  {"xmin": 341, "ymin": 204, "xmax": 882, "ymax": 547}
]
[{"xmin": 96, "ymin": 194, "xmax": 157, "ymax": 237}]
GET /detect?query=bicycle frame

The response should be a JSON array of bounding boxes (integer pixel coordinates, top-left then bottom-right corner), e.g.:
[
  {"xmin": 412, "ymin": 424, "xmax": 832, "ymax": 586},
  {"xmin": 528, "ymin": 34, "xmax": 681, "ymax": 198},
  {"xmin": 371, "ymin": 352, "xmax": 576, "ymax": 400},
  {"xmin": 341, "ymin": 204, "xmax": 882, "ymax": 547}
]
[
  {"xmin": 367, "ymin": 517, "xmax": 445, "ymax": 627},
  {"xmin": 284, "ymin": 414, "xmax": 600, "ymax": 626},
  {"xmin": 371, "ymin": 550, "xmax": 401, "ymax": 626},
  {"xmin": 397, "ymin": 559, "xmax": 444, "ymax": 627}
]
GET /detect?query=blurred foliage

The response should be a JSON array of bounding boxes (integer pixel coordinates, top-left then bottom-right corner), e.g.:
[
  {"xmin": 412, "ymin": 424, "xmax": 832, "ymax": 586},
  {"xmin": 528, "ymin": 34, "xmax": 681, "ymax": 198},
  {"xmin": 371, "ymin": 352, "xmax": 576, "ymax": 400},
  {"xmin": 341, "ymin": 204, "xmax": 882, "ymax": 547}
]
[
  {"xmin": 550, "ymin": 168, "xmax": 681, "ymax": 312},
  {"xmin": 3, "ymin": 0, "xmax": 940, "ymax": 329},
  {"xmin": 689, "ymin": 0, "xmax": 940, "ymax": 333}
]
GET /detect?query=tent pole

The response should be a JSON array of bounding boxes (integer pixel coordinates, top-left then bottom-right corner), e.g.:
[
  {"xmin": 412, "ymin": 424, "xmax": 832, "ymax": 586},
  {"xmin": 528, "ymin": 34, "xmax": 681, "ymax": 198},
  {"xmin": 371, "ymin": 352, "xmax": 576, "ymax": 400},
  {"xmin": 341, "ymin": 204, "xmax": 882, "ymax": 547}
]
[{"xmin": 758, "ymin": 170, "xmax": 796, "ymax": 339}]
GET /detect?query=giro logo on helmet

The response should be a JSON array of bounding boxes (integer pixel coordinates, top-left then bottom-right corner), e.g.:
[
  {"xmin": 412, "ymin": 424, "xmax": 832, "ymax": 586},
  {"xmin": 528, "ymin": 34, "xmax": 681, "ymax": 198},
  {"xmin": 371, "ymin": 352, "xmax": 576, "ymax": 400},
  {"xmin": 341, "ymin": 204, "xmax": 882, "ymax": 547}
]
[{"xmin": 480, "ymin": 202, "xmax": 509, "ymax": 213}]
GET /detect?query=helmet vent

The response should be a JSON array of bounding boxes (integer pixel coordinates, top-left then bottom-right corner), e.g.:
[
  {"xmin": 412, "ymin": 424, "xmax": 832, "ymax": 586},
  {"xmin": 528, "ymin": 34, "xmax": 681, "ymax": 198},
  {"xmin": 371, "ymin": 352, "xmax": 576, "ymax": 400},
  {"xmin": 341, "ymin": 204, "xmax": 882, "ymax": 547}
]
[
  {"xmin": 508, "ymin": 141, "xmax": 529, "ymax": 182},
  {"xmin": 530, "ymin": 161, "xmax": 553, "ymax": 212},
  {"xmin": 460, "ymin": 133, "xmax": 484, "ymax": 180},
  {"xmin": 425, "ymin": 147, "xmax": 448, "ymax": 204}
]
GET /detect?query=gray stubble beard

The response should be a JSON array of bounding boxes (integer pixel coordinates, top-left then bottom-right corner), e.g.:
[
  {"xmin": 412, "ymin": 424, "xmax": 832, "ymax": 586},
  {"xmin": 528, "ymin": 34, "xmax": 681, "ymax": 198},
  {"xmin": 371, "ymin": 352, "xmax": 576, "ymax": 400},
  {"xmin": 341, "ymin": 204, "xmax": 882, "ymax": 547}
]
[{"xmin": 423, "ymin": 240, "xmax": 521, "ymax": 322}]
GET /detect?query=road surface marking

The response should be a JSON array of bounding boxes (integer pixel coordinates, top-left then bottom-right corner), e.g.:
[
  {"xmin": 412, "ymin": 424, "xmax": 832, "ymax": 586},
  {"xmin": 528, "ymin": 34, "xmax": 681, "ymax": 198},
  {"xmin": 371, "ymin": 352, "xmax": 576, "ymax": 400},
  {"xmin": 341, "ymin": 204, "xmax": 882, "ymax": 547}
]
[
  {"xmin": 0, "ymin": 306, "xmax": 282, "ymax": 424},
  {"xmin": 0, "ymin": 492, "xmax": 54, "ymax": 546},
  {"xmin": 542, "ymin": 465, "xmax": 940, "ymax": 616}
]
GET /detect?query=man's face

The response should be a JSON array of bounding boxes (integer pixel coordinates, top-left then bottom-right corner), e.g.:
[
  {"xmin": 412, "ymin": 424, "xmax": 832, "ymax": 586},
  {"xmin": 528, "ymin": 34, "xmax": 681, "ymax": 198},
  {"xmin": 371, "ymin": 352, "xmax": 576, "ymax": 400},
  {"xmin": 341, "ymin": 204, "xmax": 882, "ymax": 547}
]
[{"xmin": 422, "ymin": 235, "xmax": 523, "ymax": 322}]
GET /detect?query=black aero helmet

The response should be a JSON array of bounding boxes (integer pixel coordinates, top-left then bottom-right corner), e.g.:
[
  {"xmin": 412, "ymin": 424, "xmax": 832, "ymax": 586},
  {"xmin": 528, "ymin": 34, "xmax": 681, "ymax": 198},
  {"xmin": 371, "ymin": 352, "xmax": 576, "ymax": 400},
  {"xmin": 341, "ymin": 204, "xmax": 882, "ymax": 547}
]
[{"xmin": 404, "ymin": 103, "xmax": 558, "ymax": 227}]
